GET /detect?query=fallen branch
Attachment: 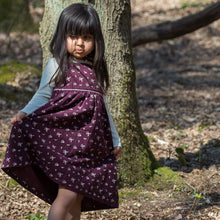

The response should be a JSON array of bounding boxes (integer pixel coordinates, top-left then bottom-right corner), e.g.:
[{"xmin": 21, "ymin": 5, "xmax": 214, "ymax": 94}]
[{"xmin": 132, "ymin": 1, "xmax": 220, "ymax": 46}]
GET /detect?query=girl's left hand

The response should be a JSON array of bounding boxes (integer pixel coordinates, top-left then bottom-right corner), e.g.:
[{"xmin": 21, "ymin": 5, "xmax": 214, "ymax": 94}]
[{"xmin": 111, "ymin": 146, "xmax": 122, "ymax": 160}]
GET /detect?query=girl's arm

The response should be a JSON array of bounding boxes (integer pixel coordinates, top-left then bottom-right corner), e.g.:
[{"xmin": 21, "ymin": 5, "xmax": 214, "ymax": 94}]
[
  {"xmin": 21, "ymin": 58, "xmax": 58, "ymax": 115},
  {"xmin": 104, "ymin": 101, "xmax": 122, "ymax": 159},
  {"xmin": 11, "ymin": 58, "xmax": 58, "ymax": 124},
  {"xmin": 104, "ymin": 98, "xmax": 122, "ymax": 148}
]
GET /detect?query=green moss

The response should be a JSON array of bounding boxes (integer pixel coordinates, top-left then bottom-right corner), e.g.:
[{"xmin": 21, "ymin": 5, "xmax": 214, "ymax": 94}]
[
  {"xmin": 119, "ymin": 188, "xmax": 142, "ymax": 199},
  {"xmin": 8, "ymin": 178, "xmax": 19, "ymax": 188},
  {"xmin": 148, "ymin": 136, "xmax": 156, "ymax": 142},
  {"xmin": 114, "ymin": 209, "xmax": 120, "ymax": 214},
  {"xmin": 25, "ymin": 213, "xmax": 47, "ymax": 220},
  {"xmin": 0, "ymin": 151, "xmax": 6, "ymax": 159},
  {"xmin": 146, "ymin": 167, "xmax": 183, "ymax": 190},
  {"xmin": 180, "ymin": 1, "xmax": 208, "ymax": 9},
  {"xmin": 0, "ymin": 61, "xmax": 40, "ymax": 104},
  {"xmin": 0, "ymin": 61, "xmax": 40, "ymax": 84},
  {"xmin": 119, "ymin": 188, "xmax": 142, "ymax": 204}
]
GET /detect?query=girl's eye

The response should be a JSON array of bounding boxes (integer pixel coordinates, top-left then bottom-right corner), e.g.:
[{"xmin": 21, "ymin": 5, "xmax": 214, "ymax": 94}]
[
  {"xmin": 69, "ymin": 35, "xmax": 77, "ymax": 39},
  {"xmin": 68, "ymin": 35, "xmax": 93, "ymax": 41},
  {"xmin": 83, "ymin": 35, "xmax": 93, "ymax": 40}
]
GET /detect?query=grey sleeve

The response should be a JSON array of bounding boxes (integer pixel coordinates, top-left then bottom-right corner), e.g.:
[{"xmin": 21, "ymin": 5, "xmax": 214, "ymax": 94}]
[
  {"xmin": 104, "ymin": 98, "xmax": 122, "ymax": 148},
  {"xmin": 21, "ymin": 58, "xmax": 58, "ymax": 114}
]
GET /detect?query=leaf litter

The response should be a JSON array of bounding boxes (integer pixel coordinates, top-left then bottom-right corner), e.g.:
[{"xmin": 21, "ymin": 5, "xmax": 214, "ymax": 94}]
[{"xmin": 0, "ymin": 0, "xmax": 220, "ymax": 219}]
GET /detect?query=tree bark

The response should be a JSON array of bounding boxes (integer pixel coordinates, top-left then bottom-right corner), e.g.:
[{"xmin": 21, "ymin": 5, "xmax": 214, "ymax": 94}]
[
  {"xmin": 40, "ymin": 0, "xmax": 159, "ymax": 186},
  {"xmin": 132, "ymin": 1, "xmax": 220, "ymax": 47}
]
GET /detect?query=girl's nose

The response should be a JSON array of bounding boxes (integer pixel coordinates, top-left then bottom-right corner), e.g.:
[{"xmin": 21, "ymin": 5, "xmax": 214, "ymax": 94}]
[{"xmin": 76, "ymin": 37, "xmax": 83, "ymax": 45}]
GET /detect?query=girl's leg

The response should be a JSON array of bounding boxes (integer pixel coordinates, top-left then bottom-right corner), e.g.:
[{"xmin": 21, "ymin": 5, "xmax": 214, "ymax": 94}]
[{"xmin": 47, "ymin": 185, "xmax": 83, "ymax": 220}]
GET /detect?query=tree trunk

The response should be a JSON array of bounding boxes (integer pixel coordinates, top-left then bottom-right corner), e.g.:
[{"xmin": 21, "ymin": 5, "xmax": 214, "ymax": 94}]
[
  {"xmin": 132, "ymin": 1, "xmax": 220, "ymax": 46},
  {"xmin": 40, "ymin": 0, "xmax": 159, "ymax": 186}
]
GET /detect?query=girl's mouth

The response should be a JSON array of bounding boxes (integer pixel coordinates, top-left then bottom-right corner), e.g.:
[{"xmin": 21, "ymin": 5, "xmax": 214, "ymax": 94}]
[{"xmin": 75, "ymin": 50, "xmax": 84, "ymax": 54}]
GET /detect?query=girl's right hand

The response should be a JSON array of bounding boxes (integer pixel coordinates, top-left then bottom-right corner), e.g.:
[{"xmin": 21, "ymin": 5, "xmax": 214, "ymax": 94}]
[{"xmin": 11, "ymin": 111, "xmax": 27, "ymax": 124}]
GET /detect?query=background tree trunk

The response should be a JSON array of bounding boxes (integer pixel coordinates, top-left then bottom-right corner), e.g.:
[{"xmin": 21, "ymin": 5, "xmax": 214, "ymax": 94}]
[
  {"xmin": 40, "ymin": 0, "xmax": 159, "ymax": 186},
  {"xmin": 0, "ymin": 0, "xmax": 37, "ymax": 33},
  {"xmin": 132, "ymin": 1, "xmax": 220, "ymax": 46}
]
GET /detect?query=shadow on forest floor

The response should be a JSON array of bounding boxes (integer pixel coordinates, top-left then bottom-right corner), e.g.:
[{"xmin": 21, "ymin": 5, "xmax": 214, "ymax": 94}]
[
  {"xmin": 158, "ymin": 138, "xmax": 220, "ymax": 173},
  {"xmin": 135, "ymin": 35, "xmax": 220, "ymax": 130}
]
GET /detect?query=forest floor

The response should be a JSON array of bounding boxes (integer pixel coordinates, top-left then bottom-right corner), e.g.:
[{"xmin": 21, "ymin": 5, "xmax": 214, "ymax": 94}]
[{"xmin": 0, "ymin": 0, "xmax": 220, "ymax": 219}]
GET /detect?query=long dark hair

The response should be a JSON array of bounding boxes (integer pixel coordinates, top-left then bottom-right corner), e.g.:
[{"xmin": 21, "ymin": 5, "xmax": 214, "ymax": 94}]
[{"xmin": 50, "ymin": 3, "xmax": 109, "ymax": 93}]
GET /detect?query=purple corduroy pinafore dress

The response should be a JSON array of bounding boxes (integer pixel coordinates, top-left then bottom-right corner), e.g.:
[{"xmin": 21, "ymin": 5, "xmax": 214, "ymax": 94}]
[{"xmin": 1, "ymin": 62, "xmax": 119, "ymax": 211}]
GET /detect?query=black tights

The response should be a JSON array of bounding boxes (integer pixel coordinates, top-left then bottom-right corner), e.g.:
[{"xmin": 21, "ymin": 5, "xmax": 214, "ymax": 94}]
[{"xmin": 47, "ymin": 185, "xmax": 83, "ymax": 220}]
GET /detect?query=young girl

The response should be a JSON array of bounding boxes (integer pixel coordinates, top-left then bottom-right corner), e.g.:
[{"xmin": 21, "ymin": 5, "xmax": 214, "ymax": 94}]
[{"xmin": 1, "ymin": 3, "xmax": 121, "ymax": 220}]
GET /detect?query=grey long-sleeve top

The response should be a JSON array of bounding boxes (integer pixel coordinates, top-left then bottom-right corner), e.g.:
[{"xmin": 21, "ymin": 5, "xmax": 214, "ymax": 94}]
[{"xmin": 21, "ymin": 58, "xmax": 121, "ymax": 147}]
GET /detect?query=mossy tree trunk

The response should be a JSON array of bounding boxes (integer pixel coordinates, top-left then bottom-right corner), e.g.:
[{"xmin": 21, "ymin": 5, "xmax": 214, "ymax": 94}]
[{"xmin": 40, "ymin": 0, "xmax": 159, "ymax": 186}]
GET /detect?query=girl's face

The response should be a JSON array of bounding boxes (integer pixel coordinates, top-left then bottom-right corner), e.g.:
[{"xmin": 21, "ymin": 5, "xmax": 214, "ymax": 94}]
[{"xmin": 66, "ymin": 34, "xmax": 94, "ymax": 59}]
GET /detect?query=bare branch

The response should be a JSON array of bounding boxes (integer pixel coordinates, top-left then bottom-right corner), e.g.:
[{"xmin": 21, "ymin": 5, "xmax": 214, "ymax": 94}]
[{"xmin": 132, "ymin": 2, "xmax": 220, "ymax": 47}]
